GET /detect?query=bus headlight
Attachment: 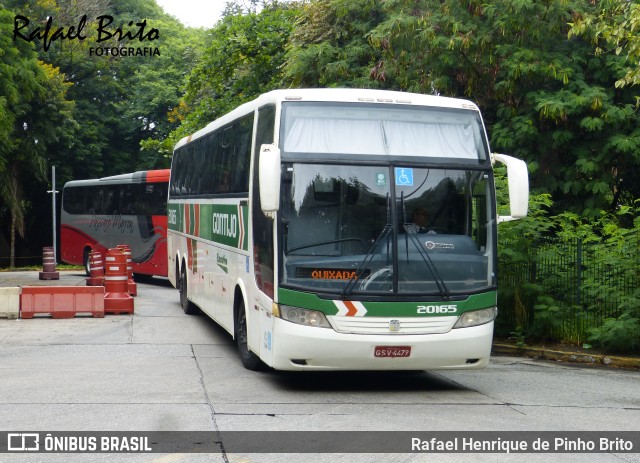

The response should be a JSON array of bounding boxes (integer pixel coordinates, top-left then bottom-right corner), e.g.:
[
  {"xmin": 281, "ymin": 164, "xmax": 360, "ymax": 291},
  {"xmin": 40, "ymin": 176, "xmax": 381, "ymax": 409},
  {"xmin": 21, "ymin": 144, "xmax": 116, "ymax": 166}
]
[
  {"xmin": 453, "ymin": 307, "xmax": 498, "ymax": 328},
  {"xmin": 276, "ymin": 305, "xmax": 332, "ymax": 328}
]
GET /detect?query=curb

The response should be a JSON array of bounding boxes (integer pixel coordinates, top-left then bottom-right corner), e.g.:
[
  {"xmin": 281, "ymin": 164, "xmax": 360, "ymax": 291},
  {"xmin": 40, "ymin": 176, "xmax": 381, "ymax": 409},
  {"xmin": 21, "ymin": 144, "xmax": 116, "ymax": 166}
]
[{"xmin": 492, "ymin": 343, "xmax": 640, "ymax": 370}]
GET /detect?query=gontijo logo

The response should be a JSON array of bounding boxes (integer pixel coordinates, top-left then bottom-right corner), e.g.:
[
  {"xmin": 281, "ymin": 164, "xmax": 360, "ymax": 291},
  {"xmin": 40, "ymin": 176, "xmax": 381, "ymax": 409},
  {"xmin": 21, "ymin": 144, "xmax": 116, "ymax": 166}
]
[{"xmin": 212, "ymin": 212, "xmax": 237, "ymax": 238}]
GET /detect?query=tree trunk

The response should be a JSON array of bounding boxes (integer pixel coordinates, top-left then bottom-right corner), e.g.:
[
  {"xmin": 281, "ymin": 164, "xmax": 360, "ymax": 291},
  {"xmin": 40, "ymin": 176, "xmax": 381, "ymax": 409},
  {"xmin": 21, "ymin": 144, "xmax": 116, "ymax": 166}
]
[
  {"xmin": 8, "ymin": 164, "xmax": 21, "ymax": 268},
  {"xmin": 10, "ymin": 214, "xmax": 16, "ymax": 268}
]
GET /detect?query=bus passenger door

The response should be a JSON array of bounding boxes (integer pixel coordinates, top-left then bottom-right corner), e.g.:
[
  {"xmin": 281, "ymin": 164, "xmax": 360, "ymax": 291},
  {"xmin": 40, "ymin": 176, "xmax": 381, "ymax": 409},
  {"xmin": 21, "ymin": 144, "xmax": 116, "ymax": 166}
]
[
  {"xmin": 254, "ymin": 285, "xmax": 273, "ymax": 366},
  {"xmin": 211, "ymin": 249, "xmax": 233, "ymax": 333}
]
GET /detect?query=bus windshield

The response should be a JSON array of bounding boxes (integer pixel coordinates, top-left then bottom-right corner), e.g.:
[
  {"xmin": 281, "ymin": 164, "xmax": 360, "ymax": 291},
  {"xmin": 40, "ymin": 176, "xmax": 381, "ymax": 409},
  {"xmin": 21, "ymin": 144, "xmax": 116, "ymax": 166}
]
[
  {"xmin": 281, "ymin": 102, "xmax": 488, "ymax": 160},
  {"xmin": 279, "ymin": 163, "xmax": 494, "ymax": 296}
]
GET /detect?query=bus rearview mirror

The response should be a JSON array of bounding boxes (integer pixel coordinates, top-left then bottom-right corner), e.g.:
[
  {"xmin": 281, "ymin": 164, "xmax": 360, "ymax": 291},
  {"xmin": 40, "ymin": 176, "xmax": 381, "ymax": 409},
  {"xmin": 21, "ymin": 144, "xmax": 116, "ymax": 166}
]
[
  {"xmin": 492, "ymin": 153, "xmax": 529, "ymax": 223},
  {"xmin": 259, "ymin": 144, "xmax": 281, "ymax": 219}
]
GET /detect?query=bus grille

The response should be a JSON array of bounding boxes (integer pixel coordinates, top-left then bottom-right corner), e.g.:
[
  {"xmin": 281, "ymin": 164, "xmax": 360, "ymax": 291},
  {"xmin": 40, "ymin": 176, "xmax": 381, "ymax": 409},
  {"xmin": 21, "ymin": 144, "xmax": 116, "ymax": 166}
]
[{"xmin": 328, "ymin": 316, "xmax": 458, "ymax": 335}]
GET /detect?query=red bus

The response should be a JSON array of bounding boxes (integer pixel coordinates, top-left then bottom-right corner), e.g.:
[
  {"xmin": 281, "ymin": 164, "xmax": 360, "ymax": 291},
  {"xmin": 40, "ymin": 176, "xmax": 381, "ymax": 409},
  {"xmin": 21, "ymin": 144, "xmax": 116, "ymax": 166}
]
[{"xmin": 60, "ymin": 169, "xmax": 169, "ymax": 277}]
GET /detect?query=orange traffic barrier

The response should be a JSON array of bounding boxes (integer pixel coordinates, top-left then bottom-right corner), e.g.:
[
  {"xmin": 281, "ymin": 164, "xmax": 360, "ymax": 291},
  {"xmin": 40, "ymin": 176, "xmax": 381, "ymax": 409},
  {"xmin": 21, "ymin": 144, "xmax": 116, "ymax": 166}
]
[
  {"xmin": 39, "ymin": 246, "xmax": 60, "ymax": 280},
  {"xmin": 20, "ymin": 286, "xmax": 105, "ymax": 319},
  {"xmin": 86, "ymin": 250, "xmax": 104, "ymax": 286},
  {"xmin": 116, "ymin": 244, "xmax": 137, "ymax": 296},
  {"xmin": 103, "ymin": 248, "xmax": 134, "ymax": 314}
]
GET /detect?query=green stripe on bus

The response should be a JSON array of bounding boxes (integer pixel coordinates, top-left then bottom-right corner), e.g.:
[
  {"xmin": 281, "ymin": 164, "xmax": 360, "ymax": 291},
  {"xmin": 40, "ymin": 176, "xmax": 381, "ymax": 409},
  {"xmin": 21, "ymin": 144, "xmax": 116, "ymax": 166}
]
[
  {"xmin": 199, "ymin": 204, "xmax": 244, "ymax": 250},
  {"xmin": 167, "ymin": 204, "xmax": 183, "ymax": 232},
  {"xmin": 168, "ymin": 202, "xmax": 248, "ymax": 251},
  {"xmin": 277, "ymin": 288, "xmax": 497, "ymax": 317}
]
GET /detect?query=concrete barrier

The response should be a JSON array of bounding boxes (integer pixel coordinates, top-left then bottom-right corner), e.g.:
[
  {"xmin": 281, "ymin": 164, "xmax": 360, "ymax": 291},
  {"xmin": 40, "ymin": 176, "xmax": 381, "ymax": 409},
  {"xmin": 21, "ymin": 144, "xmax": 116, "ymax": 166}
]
[
  {"xmin": 0, "ymin": 287, "xmax": 20, "ymax": 319},
  {"xmin": 20, "ymin": 286, "xmax": 105, "ymax": 319}
]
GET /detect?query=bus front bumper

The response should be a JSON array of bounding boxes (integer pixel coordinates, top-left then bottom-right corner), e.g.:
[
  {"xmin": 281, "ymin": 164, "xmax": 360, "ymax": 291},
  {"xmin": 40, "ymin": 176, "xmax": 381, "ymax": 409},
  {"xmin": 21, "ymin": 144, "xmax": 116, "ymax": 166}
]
[{"xmin": 269, "ymin": 318, "xmax": 495, "ymax": 371}]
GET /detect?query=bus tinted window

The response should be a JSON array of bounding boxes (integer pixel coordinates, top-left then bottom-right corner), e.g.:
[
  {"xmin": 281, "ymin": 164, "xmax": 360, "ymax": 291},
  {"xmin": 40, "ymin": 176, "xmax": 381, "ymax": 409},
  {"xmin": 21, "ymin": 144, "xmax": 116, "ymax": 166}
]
[
  {"xmin": 64, "ymin": 182, "xmax": 168, "ymax": 216},
  {"xmin": 169, "ymin": 113, "xmax": 254, "ymax": 198}
]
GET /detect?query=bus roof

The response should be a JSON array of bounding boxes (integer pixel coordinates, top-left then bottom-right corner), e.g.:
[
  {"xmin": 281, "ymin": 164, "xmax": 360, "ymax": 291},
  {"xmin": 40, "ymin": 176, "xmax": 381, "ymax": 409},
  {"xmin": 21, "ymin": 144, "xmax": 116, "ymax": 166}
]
[
  {"xmin": 175, "ymin": 88, "xmax": 481, "ymax": 150},
  {"xmin": 63, "ymin": 169, "xmax": 170, "ymax": 188}
]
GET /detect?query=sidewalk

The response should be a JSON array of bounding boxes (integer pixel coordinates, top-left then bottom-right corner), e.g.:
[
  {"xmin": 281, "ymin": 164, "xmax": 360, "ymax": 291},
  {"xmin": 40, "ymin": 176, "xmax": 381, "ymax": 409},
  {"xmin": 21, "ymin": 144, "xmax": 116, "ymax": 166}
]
[
  {"xmin": 0, "ymin": 270, "xmax": 87, "ymax": 287},
  {"xmin": 492, "ymin": 341, "xmax": 640, "ymax": 370}
]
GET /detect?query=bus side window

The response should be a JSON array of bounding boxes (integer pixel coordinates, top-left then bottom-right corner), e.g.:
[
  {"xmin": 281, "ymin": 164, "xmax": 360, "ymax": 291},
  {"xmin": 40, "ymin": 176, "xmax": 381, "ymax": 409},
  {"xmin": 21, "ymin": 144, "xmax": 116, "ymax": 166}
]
[
  {"xmin": 214, "ymin": 128, "xmax": 232, "ymax": 194},
  {"xmin": 201, "ymin": 133, "xmax": 216, "ymax": 195},
  {"xmin": 231, "ymin": 114, "xmax": 253, "ymax": 193},
  {"xmin": 103, "ymin": 185, "xmax": 119, "ymax": 214},
  {"xmin": 170, "ymin": 148, "xmax": 188, "ymax": 197}
]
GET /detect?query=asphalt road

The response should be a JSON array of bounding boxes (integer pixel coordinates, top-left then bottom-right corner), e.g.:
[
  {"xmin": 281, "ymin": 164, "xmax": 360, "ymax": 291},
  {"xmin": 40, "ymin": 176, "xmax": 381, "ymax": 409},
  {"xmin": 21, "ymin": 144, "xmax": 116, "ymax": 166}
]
[{"xmin": 0, "ymin": 271, "xmax": 639, "ymax": 463}]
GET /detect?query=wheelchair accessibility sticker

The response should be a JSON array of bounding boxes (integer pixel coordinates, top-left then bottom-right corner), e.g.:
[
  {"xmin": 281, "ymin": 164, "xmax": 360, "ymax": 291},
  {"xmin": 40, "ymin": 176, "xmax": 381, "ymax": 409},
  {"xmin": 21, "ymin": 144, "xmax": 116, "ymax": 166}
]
[{"xmin": 395, "ymin": 168, "xmax": 414, "ymax": 186}]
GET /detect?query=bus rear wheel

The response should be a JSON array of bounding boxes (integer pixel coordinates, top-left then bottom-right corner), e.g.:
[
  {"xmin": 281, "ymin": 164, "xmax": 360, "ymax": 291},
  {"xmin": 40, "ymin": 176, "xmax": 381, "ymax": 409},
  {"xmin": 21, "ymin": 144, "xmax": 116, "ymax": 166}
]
[
  {"xmin": 179, "ymin": 264, "xmax": 198, "ymax": 315},
  {"xmin": 83, "ymin": 248, "xmax": 92, "ymax": 276},
  {"xmin": 236, "ymin": 300, "xmax": 265, "ymax": 371}
]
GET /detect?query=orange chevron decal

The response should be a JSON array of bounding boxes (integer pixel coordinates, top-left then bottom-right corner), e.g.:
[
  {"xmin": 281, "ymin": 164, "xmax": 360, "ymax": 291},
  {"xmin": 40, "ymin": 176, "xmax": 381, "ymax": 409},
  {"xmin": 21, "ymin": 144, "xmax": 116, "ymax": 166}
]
[{"xmin": 333, "ymin": 300, "xmax": 368, "ymax": 317}]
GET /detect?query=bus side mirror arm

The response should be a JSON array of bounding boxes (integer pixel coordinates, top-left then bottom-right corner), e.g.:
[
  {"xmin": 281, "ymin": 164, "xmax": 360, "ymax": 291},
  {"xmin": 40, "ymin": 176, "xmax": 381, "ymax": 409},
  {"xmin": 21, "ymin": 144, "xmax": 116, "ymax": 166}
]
[
  {"xmin": 492, "ymin": 153, "xmax": 529, "ymax": 223},
  {"xmin": 259, "ymin": 144, "xmax": 281, "ymax": 219}
]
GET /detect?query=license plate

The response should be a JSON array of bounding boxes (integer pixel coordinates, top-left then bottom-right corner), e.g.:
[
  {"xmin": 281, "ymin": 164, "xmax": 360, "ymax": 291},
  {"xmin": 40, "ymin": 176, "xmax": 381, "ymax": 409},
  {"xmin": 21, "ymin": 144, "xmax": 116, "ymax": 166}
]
[{"xmin": 374, "ymin": 346, "xmax": 411, "ymax": 358}]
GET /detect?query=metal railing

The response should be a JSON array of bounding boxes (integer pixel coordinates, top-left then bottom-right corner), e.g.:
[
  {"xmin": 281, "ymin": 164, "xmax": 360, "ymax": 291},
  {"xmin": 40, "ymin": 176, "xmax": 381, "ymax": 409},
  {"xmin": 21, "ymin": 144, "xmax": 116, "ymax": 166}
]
[{"xmin": 497, "ymin": 237, "xmax": 639, "ymax": 342}]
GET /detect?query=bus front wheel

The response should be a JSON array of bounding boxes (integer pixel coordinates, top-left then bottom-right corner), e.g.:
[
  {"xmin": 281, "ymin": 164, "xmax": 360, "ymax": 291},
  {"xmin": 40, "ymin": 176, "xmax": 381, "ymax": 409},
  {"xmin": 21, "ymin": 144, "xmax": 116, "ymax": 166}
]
[{"xmin": 236, "ymin": 300, "xmax": 265, "ymax": 371}]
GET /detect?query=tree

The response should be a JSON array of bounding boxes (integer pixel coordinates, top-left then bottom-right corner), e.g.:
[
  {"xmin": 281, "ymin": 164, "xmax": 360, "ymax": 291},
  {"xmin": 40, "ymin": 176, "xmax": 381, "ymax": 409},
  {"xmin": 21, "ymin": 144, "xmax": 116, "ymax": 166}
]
[
  {"xmin": 128, "ymin": 19, "xmax": 207, "ymax": 169},
  {"xmin": 2, "ymin": 0, "xmax": 195, "ymax": 265},
  {"xmin": 182, "ymin": 1, "xmax": 299, "ymax": 125},
  {"xmin": 151, "ymin": 0, "xmax": 300, "ymax": 155},
  {"xmin": 570, "ymin": 0, "xmax": 640, "ymax": 89},
  {"xmin": 282, "ymin": 0, "xmax": 640, "ymax": 215},
  {"xmin": 0, "ymin": 7, "xmax": 75, "ymax": 266},
  {"xmin": 284, "ymin": 0, "xmax": 386, "ymax": 88}
]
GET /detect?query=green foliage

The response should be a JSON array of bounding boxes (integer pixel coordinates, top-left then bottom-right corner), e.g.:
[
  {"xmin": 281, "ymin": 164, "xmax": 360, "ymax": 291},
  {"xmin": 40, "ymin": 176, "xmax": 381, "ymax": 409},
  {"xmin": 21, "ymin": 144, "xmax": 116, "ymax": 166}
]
[
  {"xmin": 283, "ymin": 0, "xmax": 640, "ymax": 215},
  {"xmin": 0, "ymin": 5, "xmax": 76, "ymax": 264},
  {"xmin": 497, "ymin": 192, "xmax": 640, "ymax": 352},
  {"xmin": 118, "ymin": 19, "xmax": 207, "ymax": 169},
  {"xmin": 173, "ymin": 1, "xmax": 299, "ymax": 141},
  {"xmin": 4, "ymin": 0, "xmax": 201, "ymax": 181},
  {"xmin": 527, "ymin": 297, "xmax": 566, "ymax": 342},
  {"xmin": 0, "ymin": 5, "xmax": 75, "ymax": 185},
  {"xmin": 588, "ymin": 314, "xmax": 640, "ymax": 354},
  {"xmin": 495, "ymin": 165, "xmax": 553, "ymax": 339},
  {"xmin": 1, "ymin": 0, "xmax": 198, "ymax": 263},
  {"xmin": 570, "ymin": 0, "xmax": 640, "ymax": 89},
  {"xmin": 284, "ymin": 0, "xmax": 386, "ymax": 88}
]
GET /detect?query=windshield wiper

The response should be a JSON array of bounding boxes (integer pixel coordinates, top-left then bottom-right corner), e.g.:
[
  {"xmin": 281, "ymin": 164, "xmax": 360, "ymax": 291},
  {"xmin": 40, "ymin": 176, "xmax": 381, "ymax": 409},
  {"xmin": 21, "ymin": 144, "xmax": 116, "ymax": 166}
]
[
  {"xmin": 341, "ymin": 224, "xmax": 392, "ymax": 296},
  {"xmin": 342, "ymin": 193, "xmax": 392, "ymax": 296},
  {"xmin": 400, "ymin": 191, "xmax": 450, "ymax": 299},
  {"xmin": 403, "ymin": 225, "xmax": 451, "ymax": 299}
]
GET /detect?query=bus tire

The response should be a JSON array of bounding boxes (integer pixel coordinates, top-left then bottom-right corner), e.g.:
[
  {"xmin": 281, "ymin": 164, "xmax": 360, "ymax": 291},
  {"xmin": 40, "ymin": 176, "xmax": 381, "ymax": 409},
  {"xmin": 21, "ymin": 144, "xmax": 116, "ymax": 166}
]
[
  {"xmin": 83, "ymin": 247, "xmax": 92, "ymax": 276},
  {"xmin": 236, "ymin": 298, "xmax": 265, "ymax": 371},
  {"xmin": 179, "ymin": 263, "xmax": 199, "ymax": 315}
]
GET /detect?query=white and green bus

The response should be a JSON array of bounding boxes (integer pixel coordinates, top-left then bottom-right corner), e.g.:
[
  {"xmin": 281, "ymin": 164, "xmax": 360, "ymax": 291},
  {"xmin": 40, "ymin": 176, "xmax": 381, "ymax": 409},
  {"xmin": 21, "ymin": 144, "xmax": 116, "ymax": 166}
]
[{"xmin": 167, "ymin": 88, "xmax": 528, "ymax": 371}]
